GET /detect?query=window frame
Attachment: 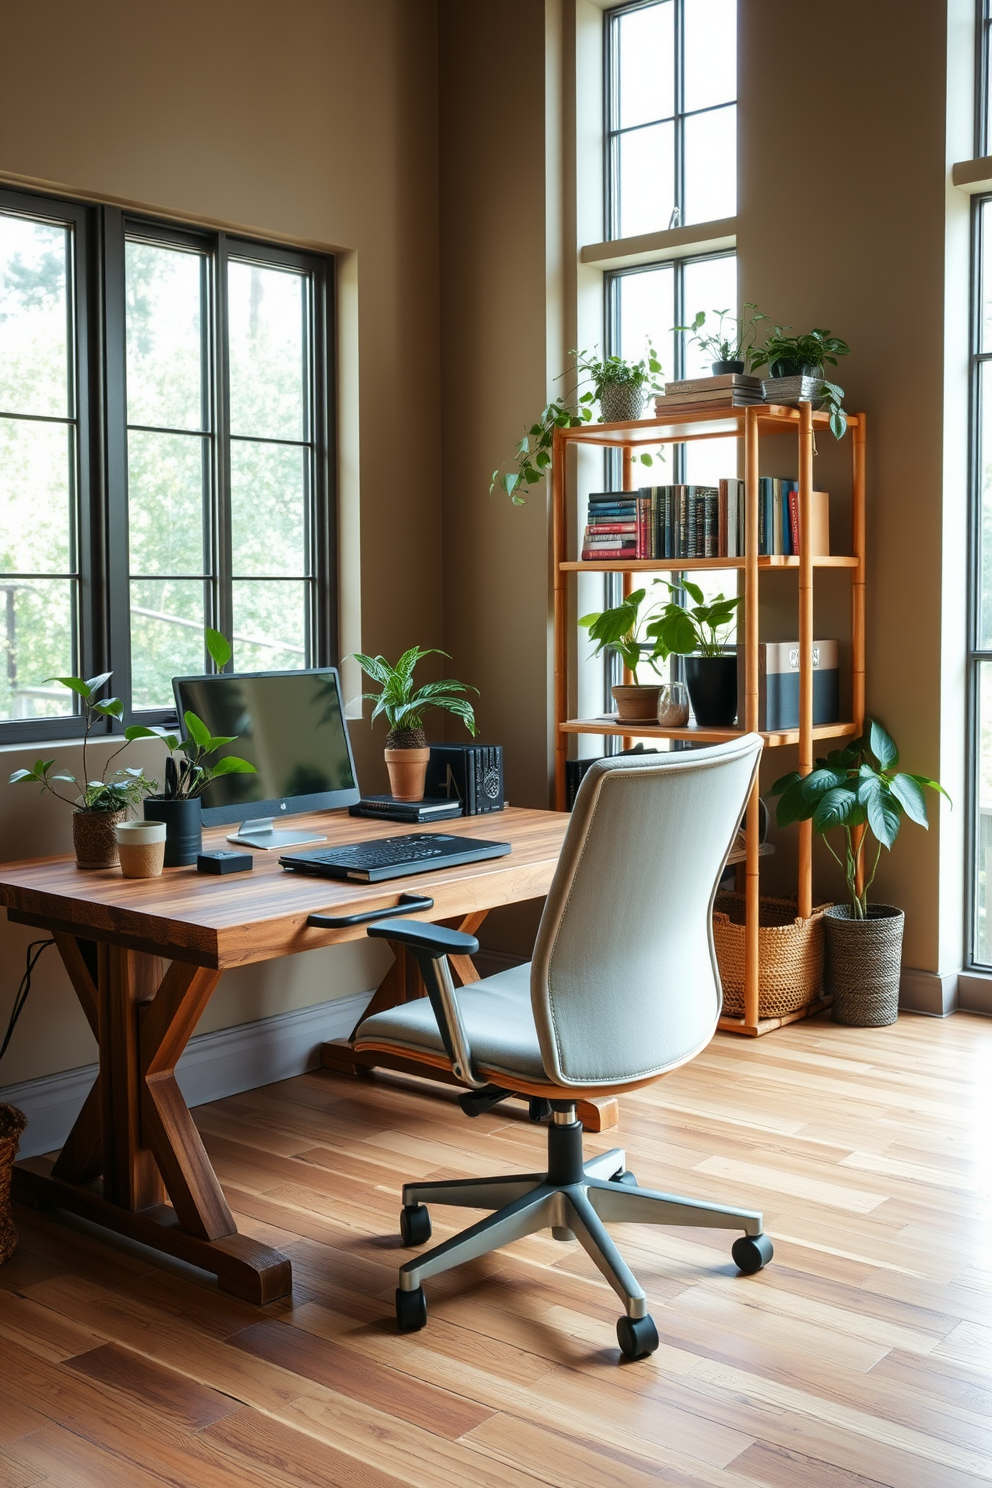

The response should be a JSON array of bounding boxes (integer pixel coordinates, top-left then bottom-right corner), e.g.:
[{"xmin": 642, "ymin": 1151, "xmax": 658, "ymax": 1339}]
[
  {"xmin": 967, "ymin": 191, "xmax": 991, "ymax": 969},
  {"xmin": 0, "ymin": 188, "xmax": 336, "ymax": 742}
]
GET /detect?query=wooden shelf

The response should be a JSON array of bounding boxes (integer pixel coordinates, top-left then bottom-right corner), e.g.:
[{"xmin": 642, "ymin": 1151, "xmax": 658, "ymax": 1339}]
[
  {"xmin": 718, "ymin": 995, "xmax": 832, "ymax": 1037},
  {"xmin": 557, "ymin": 402, "xmax": 863, "ymax": 447},
  {"xmin": 562, "ymin": 555, "xmax": 859, "ymax": 573},
  {"xmin": 560, "ymin": 718, "xmax": 861, "ymax": 748}
]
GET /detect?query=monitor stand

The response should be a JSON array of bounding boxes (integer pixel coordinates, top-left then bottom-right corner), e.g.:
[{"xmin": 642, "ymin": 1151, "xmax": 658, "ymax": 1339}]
[{"xmin": 226, "ymin": 818, "xmax": 328, "ymax": 851}]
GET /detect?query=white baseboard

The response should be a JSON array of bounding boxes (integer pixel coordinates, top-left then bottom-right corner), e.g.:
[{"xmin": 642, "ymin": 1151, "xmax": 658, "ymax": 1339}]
[
  {"xmin": 0, "ymin": 990, "xmax": 373, "ymax": 1159},
  {"xmin": 957, "ymin": 971, "xmax": 992, "ymax": 1016},
  {"xmin": 899, "ymin": 967, "xmax": 959, "ymax": 1017}
]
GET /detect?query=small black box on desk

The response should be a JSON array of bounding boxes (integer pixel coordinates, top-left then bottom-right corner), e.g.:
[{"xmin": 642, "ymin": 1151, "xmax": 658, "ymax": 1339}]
[{"xmin": 425, "ymin": 744, "xmax": 504, "ymax": 814}]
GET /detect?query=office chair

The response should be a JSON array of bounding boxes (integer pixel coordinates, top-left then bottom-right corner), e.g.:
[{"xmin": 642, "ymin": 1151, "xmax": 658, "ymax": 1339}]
[{"xmin": 354, "ymin": 734, "xmax": 772, "ymax": 1360}]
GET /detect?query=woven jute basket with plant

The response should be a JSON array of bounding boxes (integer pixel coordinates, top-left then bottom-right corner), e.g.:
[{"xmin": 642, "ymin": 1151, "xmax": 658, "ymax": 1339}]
[
  {"xmin": 0, "ymin": 1103, "xmax": 27, "ymax": 1265},
  {"xmin": 712, "ymin": 893, "xmax": 830, "ymax": 1020}
]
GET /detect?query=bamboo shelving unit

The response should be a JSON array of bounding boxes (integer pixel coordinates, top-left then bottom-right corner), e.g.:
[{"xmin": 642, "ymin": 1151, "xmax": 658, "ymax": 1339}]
[{"xmin": 552, "ymin": 401, "xmax": 866, "ymax": 1036}]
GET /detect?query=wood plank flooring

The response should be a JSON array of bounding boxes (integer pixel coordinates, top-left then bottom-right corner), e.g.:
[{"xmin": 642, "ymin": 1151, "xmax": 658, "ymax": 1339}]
[{"xmin": 2, "ymin": 1012, "xmax": 992, "ymax": 1486}]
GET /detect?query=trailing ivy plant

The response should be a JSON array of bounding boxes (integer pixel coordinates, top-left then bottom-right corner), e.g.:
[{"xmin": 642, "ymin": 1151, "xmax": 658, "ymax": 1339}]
[
  {"xmin": 491, "ymin": 345, "xmax": 665, "ymax": 505},
  {"xmin": 750, "ymin": 326, "xmax": 851, "ymax": 439},
  {"xmin": 766, "ymin": 720, "xmax": 949, "ymax": 918}
]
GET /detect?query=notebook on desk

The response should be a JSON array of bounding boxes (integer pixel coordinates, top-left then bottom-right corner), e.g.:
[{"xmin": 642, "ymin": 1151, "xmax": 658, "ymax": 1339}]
[{"xmin": 279, "ymin": 832, "xmax": 512, "ymax": 883}]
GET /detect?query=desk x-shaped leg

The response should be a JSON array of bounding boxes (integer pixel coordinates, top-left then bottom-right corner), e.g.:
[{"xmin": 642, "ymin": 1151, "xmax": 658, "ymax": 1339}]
[{"xmin": 14, "ymin": 935, "xmax": 291, "ymax": 1302}]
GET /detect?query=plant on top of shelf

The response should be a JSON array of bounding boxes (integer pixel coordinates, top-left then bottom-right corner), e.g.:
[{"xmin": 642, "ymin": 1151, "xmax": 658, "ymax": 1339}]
[
  {"xmin": 8, "ymin": 671, "xmax": 159, "ymax": 868},
  {"xmin": 750, "ymin": 326, "xmax": 851, "ymax": 439},
  {"xmin": 579, "ymin": 588, "xmax": 669, "ymax": 723},
  {"xmin": 490, "ymin": 345, "xmax": 665, "ymax": 505},
  {"xmin": 353, "ymin": 646, "xmax": 478, "ymax": 801},
  {"xmin": 675, "ymin": 303, "xmax": 768, "ymax": 374},
  {"xmin": 766, "ymin": 721, "xmax": 948, "ymax": 1028},
  {"xmin": 645, "ymin": 579, "xmax": 742, "ymax": 728}
]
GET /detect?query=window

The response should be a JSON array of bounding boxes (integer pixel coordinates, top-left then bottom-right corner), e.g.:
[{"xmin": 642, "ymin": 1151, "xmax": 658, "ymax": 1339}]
[
  {"xmin": 0, "ymin": 190, "xmax": 334, "ymax": 739},
  {"xmin": 970, "ymin": 197, "xmax": 992, "ymax": 964},
  {"xmin": 606, "ymin": 0, "xmax": 737, "ymax": 240}
]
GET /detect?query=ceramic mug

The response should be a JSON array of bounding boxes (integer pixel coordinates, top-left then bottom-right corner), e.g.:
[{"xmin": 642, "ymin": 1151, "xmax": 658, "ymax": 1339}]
[{"xmin": 116, "ymin": 819, "xmax": 167, "ymax": 878}]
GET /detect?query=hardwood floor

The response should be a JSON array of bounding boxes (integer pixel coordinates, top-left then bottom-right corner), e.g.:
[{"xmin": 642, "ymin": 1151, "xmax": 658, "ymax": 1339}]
[{"xmin": 3, "ymin": 1012, "xmax": 992, "ymax": 1486}]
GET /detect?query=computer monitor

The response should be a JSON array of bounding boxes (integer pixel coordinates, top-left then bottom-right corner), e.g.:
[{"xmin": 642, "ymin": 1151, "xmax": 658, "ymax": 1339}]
[{"xmin": 172, "ymin": 667, "xmax": 360, "ymax": 849}]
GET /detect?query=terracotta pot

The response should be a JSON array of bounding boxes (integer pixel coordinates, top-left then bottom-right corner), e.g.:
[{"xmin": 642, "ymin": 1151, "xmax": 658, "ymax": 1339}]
[
  {"xmin": 611, "ymin": 684, "xmax": 662, "ymax": 723},
  {"xmin": 72, "ymin": 809, "xmax": 126, "ymax": 869},
  {"xmin": 385, "ymin": 747, "xmax": 431, "ymax": 802}
]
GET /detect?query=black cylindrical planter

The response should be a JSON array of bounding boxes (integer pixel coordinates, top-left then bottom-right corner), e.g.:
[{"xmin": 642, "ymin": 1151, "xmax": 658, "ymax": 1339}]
[
  {"xmin": 684, "ymin": 654, "xmax": 738, "ymax": 727},
  {"xmin": 144, "ymin": 796, "xmax": 202, "ymax": 867},
  {"xmin": 711, "ymin": 359, "xmax": 745, "ymax": 375},
  {"xmin": 824, "ymin": 904, "xmax": 905, "ymax": 1026}
]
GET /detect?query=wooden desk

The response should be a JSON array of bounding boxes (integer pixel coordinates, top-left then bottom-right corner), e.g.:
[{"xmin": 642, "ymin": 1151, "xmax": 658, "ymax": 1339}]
[{"xmin": 0, "ymin": 807, "xmax": 573, "ymax": 1302}]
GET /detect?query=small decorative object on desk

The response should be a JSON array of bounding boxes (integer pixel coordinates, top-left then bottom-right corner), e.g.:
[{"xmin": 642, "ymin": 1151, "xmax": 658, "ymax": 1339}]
[
  {"xmin": 352, "ymin": 646, "xmax": 478, "ymax": 803},
  {"xmin": 128, "ymin": 629, "xmax": 256, "ymax": 867},
  {"xmin": 656, "ymin": 681, "xmax": 690, "ymax": 727},
  {"xmin": 645, "ymin": 580, "xmax": 742, "ymax": 728},
  {"xmin": 767, "ymin": 720, "xmax": 948, "ymax": 1026},
  {"xmin": 425, "ymin": 744, "xmax": 504, "ymax": 815},
  {"xmin": 7, "ymin": 671, "xmax": 158, "ymax": 869},
  {"xmin": 116, "ymin": 819, "xmax": 167, "ymax": 878},
  {"xmin": 0, "ymin": 1102, "xmax": 27, "ymax": 1265},
  {"xmin": 579, "ymin": 588, "xmax": 668, "ymax": 724}
]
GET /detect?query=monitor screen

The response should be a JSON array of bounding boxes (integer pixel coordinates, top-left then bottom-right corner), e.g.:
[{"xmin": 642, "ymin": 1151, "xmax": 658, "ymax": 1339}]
[{"xmin": 172, "ymin": 668, "xmax": 360, "ymax": 825}]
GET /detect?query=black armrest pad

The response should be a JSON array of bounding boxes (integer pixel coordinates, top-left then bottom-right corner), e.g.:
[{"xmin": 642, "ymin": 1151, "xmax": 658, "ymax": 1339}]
[{"xmin": 366, "ymin": 919, "xmax": 480, "ymax": 956}]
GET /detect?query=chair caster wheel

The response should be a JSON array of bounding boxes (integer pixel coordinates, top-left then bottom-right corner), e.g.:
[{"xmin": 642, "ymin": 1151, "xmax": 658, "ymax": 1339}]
[
  {"xmin": 611, "ymin": 1169, "xmax": 638, "ymax": 1187},
  {"xmin": 400, "ymin": 1204, "xmax": 432, "ymax": 1247},
  {"xmin": 732, "ymin": 1232, "xmax": 773, "ymax": 1274},
  {"xmin": 395, "ymin": 1285, "xmax": 427, "ymax": 1333},
  {"xmin": 616, "ymin": 1313, "xmax": 659, "ymax": 1360}
]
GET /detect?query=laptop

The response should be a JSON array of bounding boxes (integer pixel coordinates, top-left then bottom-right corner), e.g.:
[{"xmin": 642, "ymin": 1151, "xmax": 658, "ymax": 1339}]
[{"xmin": 280, "ymin": 832, "xmax": 512, "ymax": 883}]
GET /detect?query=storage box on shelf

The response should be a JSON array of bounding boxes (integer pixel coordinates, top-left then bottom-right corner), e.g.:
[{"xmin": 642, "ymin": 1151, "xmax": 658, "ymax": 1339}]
[{"xmin": 551, "ymin": 400, "xmax": 866, "ymax": 1036}]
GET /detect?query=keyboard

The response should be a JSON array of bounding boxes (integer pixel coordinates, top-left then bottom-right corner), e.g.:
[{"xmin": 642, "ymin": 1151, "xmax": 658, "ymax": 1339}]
[{"xmin": 279, "ymin": 832, "xmax": 512, "ymax": 882}]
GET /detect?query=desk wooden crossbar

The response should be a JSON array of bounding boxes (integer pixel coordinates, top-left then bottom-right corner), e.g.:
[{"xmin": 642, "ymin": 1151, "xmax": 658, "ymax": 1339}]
[{"xmin": 0, "ymin": 807, "xmax": 583, "ymax": 1301}]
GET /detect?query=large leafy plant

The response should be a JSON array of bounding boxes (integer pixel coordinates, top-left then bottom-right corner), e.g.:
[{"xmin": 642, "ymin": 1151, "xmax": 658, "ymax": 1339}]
[
  {"xmin": 750, "ymin": 326, "xmax": 851, "ymax": 439},
  {"xmin": 353, "ymin": 647, "xmax": 478, "ymax": 745},
  {"xmin": 491, "ymin": 345, "xmax": 665, "ymax": 505},
  {"xmin": 9, "ymin": 671, "xmax": 157, "ymax": 813},
  {"xmin": 767, "ymin": 721, "xmax": 949, "ymax": 918},
  {"xmin": 125, "ymin": 628, "xmax": 257, "ymax": 800},
  {"xmin": 644, "ymin": 579, "xmax": 742, "ymax": 658},
  {"xmin": 676, "ymin": 303, "xmax": 767, "ymax": 369},
  {"xmin": 579, "ymin": 589, "xmax": 668, "ymax": 685}
]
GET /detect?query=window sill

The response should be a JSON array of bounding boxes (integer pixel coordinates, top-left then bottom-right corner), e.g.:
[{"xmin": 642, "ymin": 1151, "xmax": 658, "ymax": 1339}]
[
  {"xmin": 952, "ymin": 157, "xmax": 992, "ymax": 194},
  {"xmin": 580, "ymin": 216, "xmax": 737, "ymax": 270}
]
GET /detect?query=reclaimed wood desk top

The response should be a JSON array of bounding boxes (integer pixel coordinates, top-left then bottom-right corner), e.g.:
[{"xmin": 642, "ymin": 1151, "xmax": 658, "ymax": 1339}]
[{"xmin": 0, "ymin": 807, "xmax": 568, "ymax": 970}]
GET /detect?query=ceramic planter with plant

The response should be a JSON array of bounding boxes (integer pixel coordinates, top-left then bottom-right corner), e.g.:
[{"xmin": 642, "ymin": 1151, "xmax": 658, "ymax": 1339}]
[
  {"xmin": 750, "ymin": 326, "xmax": 850, "ymax": 438},
  {"xmin": 353, "ymin": 647, "xmax": 478, "ymax": 802},
  {"xmin": 579, "ymin": 588, "xmax": 669, "ymax": 723},
  {"xmin": 127, "ymin": 629, "xmax": 256, "ymax": 865},
  {"xmin": 767, "ymin": 721, "xmax": 948, "ymax": 1026},
  {"xmin": 8, "ymin": 672, "xmax": 158, "ymax": 868},
  {"xmin": 644, "ymin": 580, "xmax": 742, "ymax": 727},
  {"xmin": 676, "ymin": 302, "xmax": 767, "ymax": 375},
  {"xmin": 491, "ymin": 346, "xmax": 665, "ymax": 505}
]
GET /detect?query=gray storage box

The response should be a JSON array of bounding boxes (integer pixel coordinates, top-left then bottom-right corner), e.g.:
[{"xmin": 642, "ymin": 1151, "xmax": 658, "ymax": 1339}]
[{"xmin": 737, "ymin": 641, "xmax": 840, "ymax": 731}]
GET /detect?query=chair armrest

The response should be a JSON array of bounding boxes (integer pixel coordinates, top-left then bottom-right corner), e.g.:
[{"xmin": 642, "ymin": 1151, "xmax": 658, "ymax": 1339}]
[
  {"xmin": 367, "ymin": 919, "xmax": 480, "ymax": 957},
  {"xmin": 365, "ymin": 919, "xmax": 485, "ymax": 1089}
]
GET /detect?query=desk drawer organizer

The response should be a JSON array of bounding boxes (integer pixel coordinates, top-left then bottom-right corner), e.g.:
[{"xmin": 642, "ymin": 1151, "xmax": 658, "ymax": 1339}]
[{"xmin": 713, "ymin": 894, "xmax": 830, "ymax": 1020}]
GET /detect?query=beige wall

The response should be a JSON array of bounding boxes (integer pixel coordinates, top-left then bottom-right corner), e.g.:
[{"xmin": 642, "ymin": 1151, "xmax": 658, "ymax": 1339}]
[{"xmin": 0, "ymin": 0, "xmax": 443, "ymax": 1084}]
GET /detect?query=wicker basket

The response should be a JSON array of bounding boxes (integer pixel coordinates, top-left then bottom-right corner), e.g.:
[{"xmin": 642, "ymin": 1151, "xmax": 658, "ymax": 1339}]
[
  {"xmin": 824, "ymin": 904, "xmax": 904, "ymax": 1027},
  {"xmin": 0, "ymin": 1103, "xmax": 27, "ymax": 1266},
  {"xmin": 713, "ymin": 893, "xmax": 830, "ymax": 1020}
]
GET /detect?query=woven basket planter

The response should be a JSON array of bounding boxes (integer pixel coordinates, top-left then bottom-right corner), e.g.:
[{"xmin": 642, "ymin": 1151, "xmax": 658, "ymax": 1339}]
[
  {"xmin": 824, "ymin": 904, "xmax": 904, "ymax": 1027},
  {"xmin": 713, "ymin": 893, "xmax": 830, "ymax": 1020},
  {"xmin": 0, "ymin": 1103, "xmax": 27, "ymax": 1265}
]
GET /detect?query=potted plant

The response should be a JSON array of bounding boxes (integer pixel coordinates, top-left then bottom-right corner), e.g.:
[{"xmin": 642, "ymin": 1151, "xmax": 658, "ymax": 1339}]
[
  {"xmin": 491, "ymin": 345, "xmax": 665, "ymax": 504},
  {"xmin": 579, "ymin": 588, "xmax": 668, "ymax": 723},
  {"xmin": 767, "ymin": 721, "xmax": 948, "ymax": 1026},
  {"xmin": 644, "ymin": 580, "xmax": 742, "ymax": 727},
  {"xmin": 8, "ymin": 672, "xmax": 158, "ymax": 868},
  {"xmin": 676, "ymin": 303, "xmax": 767, "ymax": 374},
  {"xmin": 127, "ymin": 630, "xmax": 256, "ymax": 865},
  {"xmin": 749, "ymin": 326, "xmax": 850, "ymax": 439},
  {"xmin": 353, "ymin": 647, "xmax": 478, "ymax": 802}
]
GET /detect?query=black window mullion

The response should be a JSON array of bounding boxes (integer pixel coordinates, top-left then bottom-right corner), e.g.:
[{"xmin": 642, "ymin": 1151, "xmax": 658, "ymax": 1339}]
[
  {"xmin": 102, "ymin": 205, "xmax": 132, "ymax": 732},
  {"xmin": 674, "ymin": 0, "xmax": 685, "ymax": 226},
  {"xmin": 213, "ymin": 233, "xmax": 233, "ymax": 665}
]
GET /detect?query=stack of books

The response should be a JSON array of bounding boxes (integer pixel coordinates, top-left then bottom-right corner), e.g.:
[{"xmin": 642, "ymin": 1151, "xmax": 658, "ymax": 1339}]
[
  {"xmin": 581, "ymin": 489, "xmax": 640, "ymax": 560},
  {"xmin": 654, "ymin": 372, "xmax": 765, "ymax": 419},
  {"xmin": 637, "ymin": 486, "xmax": 721, "ymax": 559}
]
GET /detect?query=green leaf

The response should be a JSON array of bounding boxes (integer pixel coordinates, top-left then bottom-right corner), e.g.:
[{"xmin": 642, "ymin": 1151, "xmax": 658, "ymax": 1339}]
[
  {"xmin": 776, "ymin": 779, "xmax": 815, "ymax": 826},
  {"xmin": 869, "ymin": 719, "xmax": 898, "ymax": 771},
  {"xmin": 639, "ymin": 452, "xmax": 652, "ymax": 465},
  {"xmin": 46, "ymin": 675, "xmax": 94, "ymax": 701},
  {"xmin": 8, "ymin": 768, "xmax": 37, "ymax": 784},
  {"xmin": 801, "ymin": 767, "xmax": 847, "ymax": 797},
  {"xmin": 909, "ymin": 772, "xmax": 952, "ymax": 805},
  {"xmin": 680, "ymin": 579, "xmax": 705, "ymax": 605},
  {"xmin": 812, "ymin": 787, "xmax": 858, "ymax": 832},
  {"xmin": 866, "ymin": 785, "xmax": 901, "ymax": 849},
  {"xmin": 208, "ymin": 755, "xmax": 257, "ymax": 777},
  {"xmin": 93, "ymin": 697, "xmax": 124, "ymax": 719},
  {"xmin": 890, "ymin": 772, "xmax": 929, "ymax": 828},
  {"xmin": 768, "ymin": 769, "xmax": 801, "ymax": 797},
  {"xmin": 205, "ymin": 627, "xmax": 232, "ymax": 669},
  {"xmin": 124, "ymin": 725, "xmax": 159, "ymax": 741},
  {"xmin": 184, "ymin": 710, "xmax": 211, "ymax": 748}
]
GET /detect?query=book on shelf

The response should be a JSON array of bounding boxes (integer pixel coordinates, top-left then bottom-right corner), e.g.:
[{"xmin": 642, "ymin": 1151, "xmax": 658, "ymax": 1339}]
[
  {"xmin": 665, "ymin": 373, "xmax": 762, "ymax": 395},
  {"xmin": 654, "ymin": 390, "xmax": 765, "ymax": 418}
]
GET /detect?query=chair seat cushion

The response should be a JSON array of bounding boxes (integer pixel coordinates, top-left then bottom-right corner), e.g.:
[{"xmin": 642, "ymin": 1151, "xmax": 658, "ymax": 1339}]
[{"xmin": 354, "ymin": 963, "xmax": 547, "ymax": 1082}]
